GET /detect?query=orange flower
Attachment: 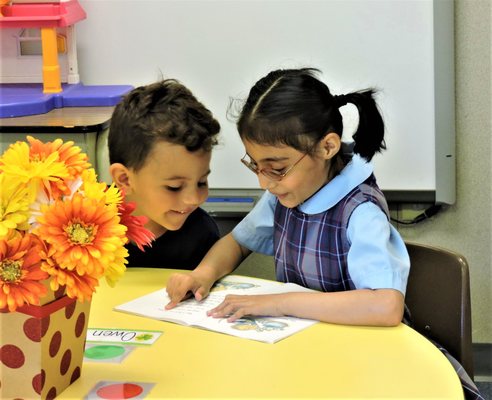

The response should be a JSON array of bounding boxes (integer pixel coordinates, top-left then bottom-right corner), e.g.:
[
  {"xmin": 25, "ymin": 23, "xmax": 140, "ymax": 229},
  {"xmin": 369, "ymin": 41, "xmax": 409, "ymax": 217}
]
[
  {"xmin": 27, "ymin": 136, "xmax": 91, "ymax": 199},
  {"xmin": 0, "ymin": 232, "xmax": 49, "ymax": 311},
  {"xmin": 40, "ymin": 244, "xmax": 99, "ymax": 302},
  {"xmin": 118, "ymin": 200, "xmax": 155, "ymax": 251},
  {"xmin": 35, "ymin": 193, "xmax": 128, "ymax": 279}
]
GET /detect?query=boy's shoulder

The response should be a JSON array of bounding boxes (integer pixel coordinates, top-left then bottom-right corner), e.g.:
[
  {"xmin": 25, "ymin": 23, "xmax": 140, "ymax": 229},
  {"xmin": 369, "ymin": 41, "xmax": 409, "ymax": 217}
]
[
  {"xmin": 125, "ymin": 207, "xmax": 219, "ymax": 269},
  {"xmin": 187, "ymin": 206, "xmax": 216, "ymax": 223},
  {"xmin": 182, "ymin": 207, "xmax": 220, "ymax": 236}
]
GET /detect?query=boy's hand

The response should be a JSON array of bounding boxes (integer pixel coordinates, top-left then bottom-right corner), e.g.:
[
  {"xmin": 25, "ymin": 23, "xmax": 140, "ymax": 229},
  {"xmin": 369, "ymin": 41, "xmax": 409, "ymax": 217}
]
[{"xmin": 165, "ymin": 272, "xmax": 212, "ymax": 309}]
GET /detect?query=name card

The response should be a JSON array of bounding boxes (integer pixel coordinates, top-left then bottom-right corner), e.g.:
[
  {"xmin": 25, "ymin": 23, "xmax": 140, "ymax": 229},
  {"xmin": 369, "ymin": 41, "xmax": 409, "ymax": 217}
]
[{"xmin": 86, "ymin": 328, "xmax": 162, "ymax": 346}]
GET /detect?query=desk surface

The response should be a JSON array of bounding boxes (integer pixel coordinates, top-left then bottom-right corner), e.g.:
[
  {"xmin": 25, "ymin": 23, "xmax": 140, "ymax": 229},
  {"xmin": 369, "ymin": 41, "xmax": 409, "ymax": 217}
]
[
  {"xmin": 62, "ymin": 268, "xmax": 463, "ymax": 399},
  {"xmin": 0, "ymin": 107, "xmax": 114, "ymax": 132}
]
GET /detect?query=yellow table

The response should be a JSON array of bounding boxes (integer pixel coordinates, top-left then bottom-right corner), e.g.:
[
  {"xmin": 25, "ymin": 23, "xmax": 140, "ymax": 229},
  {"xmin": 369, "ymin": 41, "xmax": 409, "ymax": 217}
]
[{"xmin": 62, "ymin": 268, "xmax": 463, "ymax": 399}]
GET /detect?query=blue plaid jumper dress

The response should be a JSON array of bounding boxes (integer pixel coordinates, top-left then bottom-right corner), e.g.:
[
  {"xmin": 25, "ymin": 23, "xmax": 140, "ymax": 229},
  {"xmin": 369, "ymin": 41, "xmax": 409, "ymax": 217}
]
[
  {"xmin": 273, "ymin": 174, "xmax": 389, "ymax": 289},
  {"xmin": 273, "ymin": 174, "xmax": 484, "ymax": 400}
]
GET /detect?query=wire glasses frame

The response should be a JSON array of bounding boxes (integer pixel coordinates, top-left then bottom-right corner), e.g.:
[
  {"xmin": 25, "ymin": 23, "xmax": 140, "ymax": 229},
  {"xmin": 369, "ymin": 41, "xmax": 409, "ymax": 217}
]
[{"xmin": 240, "ymin": 151, "xmax": 310, "ymax": 181}]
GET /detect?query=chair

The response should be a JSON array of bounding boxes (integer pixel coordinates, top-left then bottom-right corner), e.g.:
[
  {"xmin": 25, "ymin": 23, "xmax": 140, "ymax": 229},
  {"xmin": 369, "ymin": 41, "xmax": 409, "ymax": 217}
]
[{"xmin": 405, "ymin": 241, "xmax": 474, "ymax": 378}]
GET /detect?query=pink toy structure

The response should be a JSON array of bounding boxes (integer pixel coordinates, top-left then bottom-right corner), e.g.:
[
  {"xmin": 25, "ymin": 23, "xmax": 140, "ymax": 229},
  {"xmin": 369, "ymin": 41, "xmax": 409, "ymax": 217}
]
[{"xmin": 0, "ymin": 0, "xmax": 132, "ymax": 118}]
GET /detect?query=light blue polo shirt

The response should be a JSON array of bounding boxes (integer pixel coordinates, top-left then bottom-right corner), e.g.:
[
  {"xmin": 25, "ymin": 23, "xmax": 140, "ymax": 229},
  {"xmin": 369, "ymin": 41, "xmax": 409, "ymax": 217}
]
[{"xmin": 232, "ymin": 155, "xmax": 410, "ymax": 294}]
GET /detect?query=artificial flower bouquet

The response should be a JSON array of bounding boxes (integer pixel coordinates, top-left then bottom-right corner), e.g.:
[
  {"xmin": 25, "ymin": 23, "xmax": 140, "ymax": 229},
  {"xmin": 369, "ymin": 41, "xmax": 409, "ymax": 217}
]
[
  {"xmin": 0, "ymin": 136, "xmax": 154, "ymax": 399},
  {"xmin": 0, "ymin": 135, "xmax": 154, "ymax": 310}
]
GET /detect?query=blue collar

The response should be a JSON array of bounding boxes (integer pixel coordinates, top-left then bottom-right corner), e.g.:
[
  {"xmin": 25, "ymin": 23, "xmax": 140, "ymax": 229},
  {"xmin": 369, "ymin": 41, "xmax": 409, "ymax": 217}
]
[{"xmin": 298, "ymin": 154, "xmax": 373, "ymax": 215}]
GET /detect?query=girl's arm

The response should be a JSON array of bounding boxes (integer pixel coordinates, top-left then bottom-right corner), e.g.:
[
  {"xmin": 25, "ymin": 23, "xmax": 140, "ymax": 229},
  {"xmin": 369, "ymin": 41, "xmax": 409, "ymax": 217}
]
[
  {"xmin": 209, "ymin": 201, "xmax": 407, "ymax": 327},
  {"xmin": 166, "ymin": 233, "xmax": 251, "ymax": 308},
  {"xmin": 209, "ymin": 288, "xmax": 404, "ymax": 327}
]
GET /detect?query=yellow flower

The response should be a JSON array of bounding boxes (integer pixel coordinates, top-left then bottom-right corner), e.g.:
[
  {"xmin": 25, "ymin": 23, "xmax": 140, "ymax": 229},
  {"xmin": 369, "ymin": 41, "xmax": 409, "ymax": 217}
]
[
  {"xmin": 103, "ymin": 184, "xmax": 123, "ymax": 205},
  {"xmin": 0, "ymin": 174, "xmax": 32, "ymax": 239},
  {"xmin": 35, "ymin": 193, "xmax": 128, "ymax": 278},
  {"xmin": 81, "ymin": 168, "xmax": 122, "ymax": 206},
  {"xmin": 104, "ymin": 245, "xmax": 129, "ymax": 287},
  {"xmin": 0, "ymin": 141, "xmax": 69, "ymax": 187}
]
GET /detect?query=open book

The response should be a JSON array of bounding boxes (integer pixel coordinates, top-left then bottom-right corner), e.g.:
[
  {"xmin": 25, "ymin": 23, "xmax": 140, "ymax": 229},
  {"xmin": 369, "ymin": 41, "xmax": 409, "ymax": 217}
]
[{"xmin": 114, "ymin": 275, "xmax": 318, "ymax": 343}]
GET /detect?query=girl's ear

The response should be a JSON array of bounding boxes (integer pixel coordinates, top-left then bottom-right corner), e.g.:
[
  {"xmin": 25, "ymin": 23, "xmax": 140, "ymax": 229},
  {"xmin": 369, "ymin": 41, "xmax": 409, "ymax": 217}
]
[
  {"xmin": 109, "ymin": 163, "xmax": 133, "ymax": 194},
  {"xmin": 319, "ymin": 132, "xmax": 341, "ymax": 160}
]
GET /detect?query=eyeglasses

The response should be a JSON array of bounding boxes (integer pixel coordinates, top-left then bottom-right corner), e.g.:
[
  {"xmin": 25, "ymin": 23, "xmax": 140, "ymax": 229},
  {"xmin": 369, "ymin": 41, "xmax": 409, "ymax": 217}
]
[{"xmin": 240, "ymin": 151, "xmax": 309, "ymax": 182}]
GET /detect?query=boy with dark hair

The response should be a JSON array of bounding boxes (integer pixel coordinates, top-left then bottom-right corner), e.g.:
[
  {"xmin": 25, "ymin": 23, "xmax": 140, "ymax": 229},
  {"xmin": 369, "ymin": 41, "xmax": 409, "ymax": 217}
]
[{"xmin": 109, "ymin": 79, "xmax": 221, "ymax": 269}]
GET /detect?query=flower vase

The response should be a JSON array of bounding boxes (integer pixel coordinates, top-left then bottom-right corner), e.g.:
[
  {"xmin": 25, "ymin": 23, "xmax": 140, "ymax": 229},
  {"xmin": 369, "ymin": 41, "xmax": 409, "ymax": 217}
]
[
  {"xmin": 0, "ymin": 291, "xmax": 91, "ymax": 400},
  {"xmin": 0, "ymin": 135, "xmax": 154, "ymax": 399}
]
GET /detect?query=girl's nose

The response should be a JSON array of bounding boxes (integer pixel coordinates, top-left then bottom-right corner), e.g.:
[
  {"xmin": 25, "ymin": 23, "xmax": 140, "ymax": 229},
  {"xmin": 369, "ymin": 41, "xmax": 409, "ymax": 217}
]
[{"xmin": 258, "ymin": 174, "xmax": 277, "ymax": 191}]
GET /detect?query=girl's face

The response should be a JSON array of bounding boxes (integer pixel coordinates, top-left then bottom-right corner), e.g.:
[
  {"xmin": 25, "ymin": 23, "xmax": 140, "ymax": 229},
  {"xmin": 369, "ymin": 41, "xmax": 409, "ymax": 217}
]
[
  {"xmin": 243, "ymin": 136, "xmax": 339, "ymax": 208},
  {"xmin": 123, "ymin": 141, "xmax": 211, "ymax": 237}
]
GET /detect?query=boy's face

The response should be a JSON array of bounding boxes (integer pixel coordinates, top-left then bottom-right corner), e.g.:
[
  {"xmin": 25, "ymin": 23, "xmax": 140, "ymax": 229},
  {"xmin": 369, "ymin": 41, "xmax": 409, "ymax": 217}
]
[{"xmin": 125, "ymin": 141, "xmax": 211, "ymax": 236}]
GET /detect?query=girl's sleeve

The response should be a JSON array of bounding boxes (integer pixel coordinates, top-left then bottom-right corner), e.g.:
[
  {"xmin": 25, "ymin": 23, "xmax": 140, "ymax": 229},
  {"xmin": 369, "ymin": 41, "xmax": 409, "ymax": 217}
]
[
  {"xmin": 346, "ymin": 202, "xmax": 410, "ymax": 295},
  {"xmin": 231, "ymin": 191, "xmax": 277, "ymax": 255}
]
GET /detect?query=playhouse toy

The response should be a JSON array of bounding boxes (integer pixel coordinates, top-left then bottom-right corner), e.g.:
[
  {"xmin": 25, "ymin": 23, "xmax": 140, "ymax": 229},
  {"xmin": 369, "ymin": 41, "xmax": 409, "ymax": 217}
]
[{"xmin": 0, "ymin": 0, "xmax": 132, "ymax": 118}]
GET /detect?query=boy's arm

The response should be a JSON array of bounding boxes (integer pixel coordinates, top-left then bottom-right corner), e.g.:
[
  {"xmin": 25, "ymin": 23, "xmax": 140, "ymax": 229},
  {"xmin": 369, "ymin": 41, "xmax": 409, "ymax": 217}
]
[{"xmin": 166, "ymin": 233, "xmax": 251, "ymax": 308}]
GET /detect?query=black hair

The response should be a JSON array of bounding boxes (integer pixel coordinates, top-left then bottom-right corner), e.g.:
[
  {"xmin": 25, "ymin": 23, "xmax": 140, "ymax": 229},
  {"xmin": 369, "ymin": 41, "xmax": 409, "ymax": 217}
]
[
  {"xmin": 109, "ymin": 79, "xmax": 220, "ymax": 171},
  {"xmin": 236, "ymin": 68, "xmax": 385, "ymax": 162}
]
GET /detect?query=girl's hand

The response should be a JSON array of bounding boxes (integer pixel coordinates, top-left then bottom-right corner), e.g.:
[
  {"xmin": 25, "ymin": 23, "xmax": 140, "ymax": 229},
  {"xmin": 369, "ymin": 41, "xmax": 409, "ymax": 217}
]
[
  {"xmin": 165, "ymin": 272, "xmax": 213, "ymax": 309},
  {"xmin": 207, "ymin": 294, "xmax": 284, "ymax": 322}
]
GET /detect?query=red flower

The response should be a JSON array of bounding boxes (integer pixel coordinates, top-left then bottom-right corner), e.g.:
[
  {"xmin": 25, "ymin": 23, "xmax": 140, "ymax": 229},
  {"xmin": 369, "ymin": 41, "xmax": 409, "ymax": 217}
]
[{"xmin": 118, "ymin": 201, "xmax": 155, "ymax": 251}]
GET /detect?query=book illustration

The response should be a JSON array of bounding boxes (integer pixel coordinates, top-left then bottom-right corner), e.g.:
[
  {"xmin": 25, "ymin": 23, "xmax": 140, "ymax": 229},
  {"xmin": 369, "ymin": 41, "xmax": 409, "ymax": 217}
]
[
  {"xmin": 229, "ymin": 316, "xmax": 289, "ymax": 332},
  {"xmin": 211, "ymin": 280, "xmax": 259, "ymax": 292}
]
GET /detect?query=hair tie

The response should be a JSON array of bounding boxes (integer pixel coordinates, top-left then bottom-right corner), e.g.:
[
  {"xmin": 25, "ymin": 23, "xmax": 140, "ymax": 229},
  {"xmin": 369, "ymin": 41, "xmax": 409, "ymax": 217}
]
[{"xmin": 333, "ymin": 94, "xmax": 348, "ymax": 108}]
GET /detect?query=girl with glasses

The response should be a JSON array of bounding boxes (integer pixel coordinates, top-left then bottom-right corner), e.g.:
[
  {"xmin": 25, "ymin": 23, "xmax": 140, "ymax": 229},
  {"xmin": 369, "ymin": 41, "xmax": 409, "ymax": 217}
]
[
  {"xmin": 166, "ymin": 68, "xmax": 409, "ymax": 327},
  {"xmin": 165, "ymin": 68, "xmax": 483, "ymax": 399}
]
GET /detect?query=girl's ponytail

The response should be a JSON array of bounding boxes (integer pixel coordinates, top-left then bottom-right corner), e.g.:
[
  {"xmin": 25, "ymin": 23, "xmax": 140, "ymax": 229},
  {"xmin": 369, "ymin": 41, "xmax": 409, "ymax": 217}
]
[{"xmin": 338, "ymin": 90, "xmax": 386, "ymax": 161}]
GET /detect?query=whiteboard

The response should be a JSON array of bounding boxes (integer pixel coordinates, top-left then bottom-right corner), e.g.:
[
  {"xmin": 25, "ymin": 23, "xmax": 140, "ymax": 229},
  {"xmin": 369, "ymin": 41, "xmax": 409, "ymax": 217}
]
[{"xmin": 76, "ymin": 0, "xmax": 454, "ymax": 204}]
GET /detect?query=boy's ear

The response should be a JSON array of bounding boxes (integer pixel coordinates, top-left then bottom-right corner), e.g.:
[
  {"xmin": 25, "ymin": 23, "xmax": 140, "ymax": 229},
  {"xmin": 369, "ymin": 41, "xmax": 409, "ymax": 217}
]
[
  {"xmin": 320, "ymin": 132, "xmax": 341, "ymax": 160},
  {"xmin": 109, "ymin": 163, "xmax": 133, "ymax": 194}
]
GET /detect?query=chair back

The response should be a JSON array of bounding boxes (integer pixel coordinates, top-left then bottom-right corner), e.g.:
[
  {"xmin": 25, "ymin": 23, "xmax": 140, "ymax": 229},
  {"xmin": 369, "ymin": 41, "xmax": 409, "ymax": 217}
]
[{"xmin": 405, "ymin": 241, "xmax": 474, "ymax": 378}]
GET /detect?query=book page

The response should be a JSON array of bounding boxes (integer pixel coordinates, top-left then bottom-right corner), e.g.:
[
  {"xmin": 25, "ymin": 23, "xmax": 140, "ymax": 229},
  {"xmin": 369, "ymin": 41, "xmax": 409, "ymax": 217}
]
[
  {"xmin": 114, "ymin": 275, "xmax": 318, "ymax": 343},
  {"xmin": 115, "ymin": 275, "xmax": 276, "ymax": 324},
  {"xmin": 114, "ymin": 288, "xmax": 206, "ymax": 325}
]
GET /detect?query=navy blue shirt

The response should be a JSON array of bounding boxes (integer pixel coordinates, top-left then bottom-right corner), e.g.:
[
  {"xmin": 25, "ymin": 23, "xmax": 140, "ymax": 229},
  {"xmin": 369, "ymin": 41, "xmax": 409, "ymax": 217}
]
[{"xmin": 126, "ymin": 208, "xmax": 220, "ymax": 269}]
